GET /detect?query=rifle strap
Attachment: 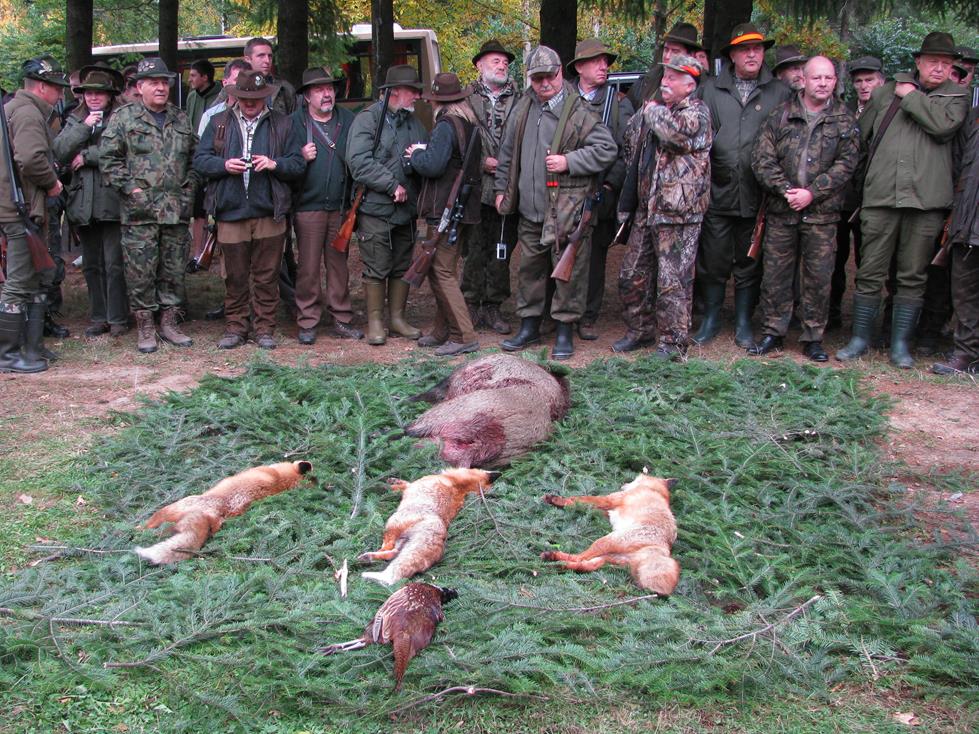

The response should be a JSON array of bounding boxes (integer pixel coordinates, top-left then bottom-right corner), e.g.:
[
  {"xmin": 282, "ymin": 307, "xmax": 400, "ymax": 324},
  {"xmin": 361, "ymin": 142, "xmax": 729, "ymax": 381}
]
[
  {"xmin": 865, "ymin": 95, "xmax": 901, "ymax": 175},
  {"xmin": 546, "ymin": 93, "xmax": 576, "ymax": 209},
  {"xmin": 307, "ymin": 112, "xmax": 342, "ymax": 185}
]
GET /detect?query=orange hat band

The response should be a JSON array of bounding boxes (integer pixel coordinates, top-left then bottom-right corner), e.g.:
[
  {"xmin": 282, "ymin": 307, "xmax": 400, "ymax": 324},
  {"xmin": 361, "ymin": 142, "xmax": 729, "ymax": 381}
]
[
  {"xmin": 730, "ymin": 32, "xmax": 765, "ymax": 45},
  {"xmin": 679, "ymin": 65, "xmax": 701, "ymax": 77}
]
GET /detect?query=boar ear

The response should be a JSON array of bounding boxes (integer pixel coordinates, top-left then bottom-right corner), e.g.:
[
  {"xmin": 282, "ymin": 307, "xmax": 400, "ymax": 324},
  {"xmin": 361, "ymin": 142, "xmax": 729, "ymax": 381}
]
[{"xmin": 665, "ymin": 478, "xmax": 678, "ymax": 490}]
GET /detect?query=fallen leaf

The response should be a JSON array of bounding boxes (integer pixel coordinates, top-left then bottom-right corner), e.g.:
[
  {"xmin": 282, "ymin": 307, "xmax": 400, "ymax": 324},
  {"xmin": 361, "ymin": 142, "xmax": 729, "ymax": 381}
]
[
  {"xmin": 17, "ymin": 494, "xmax": 32, "ymax": 505},
  {"xmin": 113, "ymin": 724, "xmax": 129, "ymax": 733},
  {"xmin": 893, "ymin": 711, "xmax": 921, "ymax": 726},
  {"xmin": 76, "ymin": 496, "xmax": 87, "ymax": 506}
]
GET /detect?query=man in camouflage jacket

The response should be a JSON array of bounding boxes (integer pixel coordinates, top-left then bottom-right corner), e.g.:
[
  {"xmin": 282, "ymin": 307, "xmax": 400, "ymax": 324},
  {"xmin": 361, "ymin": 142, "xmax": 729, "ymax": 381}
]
[
  {"xmin": 494, "ymin": 45, "xmax": 617, "ymax": 360},
  {"xmin": 748, "ymin": 57, "xmax": 860, "ymax": 362},
  {"xmin": 100, "ymin": 58, "xmax": 200, "ymax": 354},
  {"xmin": 612, "ymin": 55, "xmax": 711, "ymax": 359}
]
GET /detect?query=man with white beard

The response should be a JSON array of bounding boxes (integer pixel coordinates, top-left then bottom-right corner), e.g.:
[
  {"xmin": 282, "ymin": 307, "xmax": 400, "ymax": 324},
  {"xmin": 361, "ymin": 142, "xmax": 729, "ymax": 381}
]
[{"xmin": 462, "ymin": 40, "xmax": 521, "ymax": 335}]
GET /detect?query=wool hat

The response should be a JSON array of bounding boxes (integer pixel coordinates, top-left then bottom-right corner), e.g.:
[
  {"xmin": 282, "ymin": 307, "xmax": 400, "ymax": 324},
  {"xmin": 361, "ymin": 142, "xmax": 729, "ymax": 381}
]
[
  {"xmin": 526, "ymin": 45, "xmax": 562, "ymax": 76},
  {"xmin": 912, "ymin": 32, "xmax": 957, "ymax": 59},
  {"xmin": 472, "ymin": 39, "xmax": 515, "ymax": 65},
  {"xmin": 772, "ymin": 45, "xmax": 808, "ymax": 73},
  {"xmin": 297, "ymin": 66, "xmax": 345, "ymax": 94},
  {"xmin": 662, "ymin": 22, "xmax": 704, "ymax": 53},
  {"xmin": 721, "ymin": 23, "xmax": 775, "ymax": 57},
  {"xmin": 422, "ymin": 72, "xmax": 470, "ymax": 102},
  {"xmin": 228, "ymin": 70, "xmax": 279, "ymax": 99},
  {"xmin": 379, "ymin": 64, "xmax": 424, "ymax": 90},
  {"xmin": 132, "ymin": 57, "xmax": 176, "ymax": 81},
  {"xmin": 660, "ymin": 54, "xmax": 705, "ymax": 84},
  {"xmin": 567, "ymin": 38, "xmax": 618, "ymax": 75},
  {"xmin": 848, "ymin": 56, "xmax": 883, "ymax": 75},
  {"xmin": 73, "ymin": 69, "xmax": 123, "ymax": 95},
  {"xmin": 21, "ymin": 56, "xmax": 70, "ymax": 87}
]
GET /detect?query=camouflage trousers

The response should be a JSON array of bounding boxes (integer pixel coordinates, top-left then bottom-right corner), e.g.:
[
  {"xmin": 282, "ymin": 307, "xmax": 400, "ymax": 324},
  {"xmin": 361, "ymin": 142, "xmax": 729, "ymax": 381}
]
[
  {"xmin": 618, "ymin": 221, "xmax": 701, "ymax": 345},
  {"xmin": 758, "ymin": 217, "xmax": 836, "ymax": 343},
  {"xmin": 120, "ymin": 223, "xmax": 190, "ymax": 312},
  {"xmin": 461, "ymin": 204, "xmax": 517, "ymax": 306}
]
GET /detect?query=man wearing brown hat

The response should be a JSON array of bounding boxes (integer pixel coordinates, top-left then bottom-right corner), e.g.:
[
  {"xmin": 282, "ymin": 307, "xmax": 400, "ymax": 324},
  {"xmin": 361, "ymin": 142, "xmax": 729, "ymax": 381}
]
[
  {"xmin": 627, "ymin": 22, "xmax": 705, "ymax": 109},
  {"xmin": 837, "ymin": 31, "xmax": 969, "ymax": 368},
  {"xmin": 772, "ymin": 45, "xmax": 808, "ymax": 92},
  {"xmin": 346, "ymin": 64, "xmax": 428, "ymax": 345},
  {"xmin": 568, "ymin": 38, "xmax": 636, "ymax": 340},
  {"xmin": 693, "ymin": 23, "xmax": 791, "ymax": 348},
  {"xmin": 0, "ymin": 57, "xmax": 69, "ymax": 373},
  {"xmin": 463, "ymin": 39, "xmax": 520, "ymax": 335},
  {"xmin": 290, "ymin": 67, "xmax": 361, "ymax": 345},
  {"xmin": 494, "ymin": 45, "xmax": 617, "ymax": 360},
  {"xmin": 193, "ymin": 70, "xmax": 305, "ymax": 350},
  {"xmin": 101, "ymin": 58, "xmax": 201, "ymax": 353},
  {"xmin": 53, "ymin": 65, "xmax": 128, "ymax": 339}
]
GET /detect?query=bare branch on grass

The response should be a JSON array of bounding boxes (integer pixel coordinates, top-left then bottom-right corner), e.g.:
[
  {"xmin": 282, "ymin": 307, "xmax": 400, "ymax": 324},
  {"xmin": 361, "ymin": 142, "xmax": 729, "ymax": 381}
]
[
  {"xmin": 0, "ymin": 607, "xmax": 144, "ymax": 628},
  {"xmin": 695, "ymin": 595, "xmax": 823, "ymax": 654},
  {"xmin": 388, "ymin": 685, "xmax": 548, "ymax": 714}
]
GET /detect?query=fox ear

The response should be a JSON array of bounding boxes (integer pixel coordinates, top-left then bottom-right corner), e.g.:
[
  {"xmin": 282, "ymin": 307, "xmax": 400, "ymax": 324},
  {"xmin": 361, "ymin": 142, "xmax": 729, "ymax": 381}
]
[{"xmin": 665, "ymin": 478, "xmax": 677, "ymax": 490}]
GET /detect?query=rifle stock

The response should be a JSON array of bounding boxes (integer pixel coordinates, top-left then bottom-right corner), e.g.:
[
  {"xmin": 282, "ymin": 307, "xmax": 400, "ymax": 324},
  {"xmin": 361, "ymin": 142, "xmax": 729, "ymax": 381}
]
[
  {"xmin": 25, "ymin": 223, "xmax": 55, "ymax": 272},
  {"xmin": 930, "ymin": 216, "xmax": 952, "ymax": 267},
  {"xmin": 747, "ymin": 199, "xmax": 767, "ymax": 261},
  {"xmin": 551, "ymin": 196, "xmax": 595, "ymax": 283},
  {"xmin": 402, "ymin": 228, "xmax": 444, "ymax": 288},
  {"xmin": 187, "ymin": 223, "xmax": 217, "ymax": 272},
  {"xmin": 330, "ymin": 187, "xmax": 362, "ymax": 253}
]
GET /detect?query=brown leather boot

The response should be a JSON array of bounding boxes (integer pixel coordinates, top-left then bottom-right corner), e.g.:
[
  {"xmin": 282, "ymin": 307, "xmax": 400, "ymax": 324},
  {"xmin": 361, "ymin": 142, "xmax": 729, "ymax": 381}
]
[
  {"xmin": 159, "ymin": 308, "xmax": 192, "ymax": 347},
  {"xmin": 134, "ymin": 310, "xmax": 158, "ymax": 353}
]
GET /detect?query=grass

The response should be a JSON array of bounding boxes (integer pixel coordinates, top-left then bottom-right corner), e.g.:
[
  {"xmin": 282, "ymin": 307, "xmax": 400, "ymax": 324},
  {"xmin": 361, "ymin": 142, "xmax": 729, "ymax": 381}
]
[{"xmin": 0, "ymin": 355, "xmax": 976, "ymax": 733}]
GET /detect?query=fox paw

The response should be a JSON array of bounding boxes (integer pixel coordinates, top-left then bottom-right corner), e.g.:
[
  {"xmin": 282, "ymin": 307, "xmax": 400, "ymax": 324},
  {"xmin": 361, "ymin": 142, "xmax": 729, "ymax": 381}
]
[
  {"xmin": 543, "ymin": 494, "xmax": 566, "ymax": 507},
  {"xmin": 356, "ymin": 552, "xmax": 376, "ymax": 564},
  {"xmin": 540, "ymin": 551, "xmax": 560, "ymax": 561}
]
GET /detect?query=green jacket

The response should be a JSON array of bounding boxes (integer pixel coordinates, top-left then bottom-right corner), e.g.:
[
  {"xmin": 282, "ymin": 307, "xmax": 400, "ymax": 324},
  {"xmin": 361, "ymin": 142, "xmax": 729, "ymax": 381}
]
[
  {"xmin": 577, "ymin": 82, "xmax": 635, "ymax": 193},
  {"xmin": 752, "ymin": 95, "xmax": 860, "ymax": 225},
  {"xmin": 950, "ymin": 110, "xmax": 979, "ymax": 247},
  {"xmin": 53, "ymin": 106, "xmax": 122, "ymax": 225},
  {"xmin": 186, "ymin": 82, "xmax": 221, "ymax": 133},
  {"xmin": 700, "ymin": 63, "xmax": 791, "ymax": 217},
  {"xmin": 859, "ymin": 73, "xmax": 968, "ymax": 211},
  {"xmin": 495, "ymin": 83, "xmax": 617, "ymax": 246},
  {"xmin": 345, "ymin": 100, "xmax": 428, "ymax": 225},
  {"xmin": 99, "ymin": 101, "xmax": 200, "ymax": 225},
  {"xmin": 0, "ymin": 90, "xmax": 59, "ymax": 222},
  {"xmin": 466, "ymin": 79, "xmax": 520, "ymax": 206}
]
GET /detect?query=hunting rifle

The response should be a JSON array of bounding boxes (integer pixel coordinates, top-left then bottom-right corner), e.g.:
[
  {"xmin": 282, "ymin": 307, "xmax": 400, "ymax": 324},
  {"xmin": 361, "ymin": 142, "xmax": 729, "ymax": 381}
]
[
  {"xmin": 0, "ymin": 97, "xmax": 56, "ymax": 274},
  {"xmin": 930, "ymin": 215, "xmax": 953, "ymax": 268},
  {"xmin": 186, "ymin": 222, "xmax": 217, "ymax": 272},
  {"xmin": 402, "ymin": 124, "xmax": 480, "ymax": 288},
  {"xmin": 551, "ymin": 85, "xmax": 616, "ymax": 282},
  {"xmin": 330, "ymin": 89, "xmax": 391, "ymax": 253},
  {"xmin": 747, "ymin": 197, "xmax": 767, "ymax": 261}
]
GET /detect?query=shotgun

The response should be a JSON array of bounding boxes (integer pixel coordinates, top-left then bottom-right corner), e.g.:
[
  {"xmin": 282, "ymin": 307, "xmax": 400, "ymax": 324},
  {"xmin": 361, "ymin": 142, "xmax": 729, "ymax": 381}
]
[
  {"xmin": 930, "ymin": 216, "xmax": 953, "ymax": 268},
  {"xmin": 330, "ymin": 89, "xmax": 391, "ymax": 253},
  {"xmin": 186, "ymin": 222, "xmax": 217, "ymax": 272},
  {"xmin": 551, "ymin": 194, "xmax": 595, "ymax": 282},
  {"xmin": 746, "ymin": 198, "xmax": 768, "ymax": 261},
  {"xmin": 0, "ymin": 98, "xmax": 56, "ymax": 273}
]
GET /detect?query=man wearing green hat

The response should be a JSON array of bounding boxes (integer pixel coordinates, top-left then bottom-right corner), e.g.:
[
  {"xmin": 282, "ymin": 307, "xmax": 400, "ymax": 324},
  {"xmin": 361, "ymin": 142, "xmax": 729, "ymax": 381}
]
[
  {"xmin": 100, "ymin": 57, "xmax": 201, "ymax": 354},
  {"xmin": 0, "ymin": 56, "xmax": 70, "ymax": 373},
  {"xmin": 837, "ymin": 31, "xmax": 969, "ymax": 368}
]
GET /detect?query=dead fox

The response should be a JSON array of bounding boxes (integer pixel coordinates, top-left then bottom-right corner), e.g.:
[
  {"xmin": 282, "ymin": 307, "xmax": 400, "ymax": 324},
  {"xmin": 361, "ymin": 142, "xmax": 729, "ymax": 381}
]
[
  {"xmin": 407, "ymin": 354, "xmax": 570, "ymax": 467},
  {"xmin": 359, "ymin": 468, "xmax": 499, "ymax": 586},
  {"xmin": 134, "ymin": 460, "xmax": 313, "ymax": 565},
  {"xmin": 540, "ymin": 472, "xmax": 680, "ymax": 595}
]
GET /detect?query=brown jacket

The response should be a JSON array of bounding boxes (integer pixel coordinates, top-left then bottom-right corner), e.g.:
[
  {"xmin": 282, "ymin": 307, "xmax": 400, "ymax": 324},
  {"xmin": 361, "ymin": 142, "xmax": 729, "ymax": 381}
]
[{"xmin": 0, "ymin": 90, "xmax": 59, "ymax": 222}]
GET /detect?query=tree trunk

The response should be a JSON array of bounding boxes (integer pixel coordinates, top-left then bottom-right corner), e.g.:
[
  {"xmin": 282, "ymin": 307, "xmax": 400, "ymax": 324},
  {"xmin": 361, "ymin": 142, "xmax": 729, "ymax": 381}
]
[
  {"xmin": 158, "ymin": 0, "xmax": 179, "ymax": 102},
  {"xmin": 703, "ymin": 0, "xmax": 753, "ymax": 64},
  {"xmin": 372, "ymin": 0, "xmax": 394, "ymax": 99},
  {"xmin": 276, "ymin": 0, "xmax": 309, "ymax": 86},
  {"xmin": 66, "ymin": 0, "xmax": 94, "ymax": 73},
  {"xmin": 539, "ymin": 0, "xmax": 577, "ymax": 72}
]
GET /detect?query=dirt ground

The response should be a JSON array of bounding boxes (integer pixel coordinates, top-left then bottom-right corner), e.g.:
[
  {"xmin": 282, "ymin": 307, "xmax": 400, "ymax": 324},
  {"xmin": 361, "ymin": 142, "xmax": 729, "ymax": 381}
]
[{"xmin": 2, "ymin": 244, "xmax": 976, "ymax": 526}]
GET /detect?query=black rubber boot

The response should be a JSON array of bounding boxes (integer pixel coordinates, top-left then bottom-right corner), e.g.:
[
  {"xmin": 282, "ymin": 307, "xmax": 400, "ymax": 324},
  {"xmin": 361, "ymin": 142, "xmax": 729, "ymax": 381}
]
[
  {"xmin": 836, "ymin": 294, "xmax": 880, "ymax": 361},
  {"xmin": 501, "ymin": 317, "xmax": 541, "ymax": 351},
  {"xmin": 890, "ymin": 297, "xmax": 922, "ymax": 369},
  {"xmin": 733, "ymin": 285, "xmax": 758, "ymax": 349},
  {"xmin": 0, "ymin": 306, "xmax": 47, "ymax": 373},
  {"xmin": 552, "ymin": 322, "xmax": 574, "ymax": 360},
  {"xmin": 691, "ymin": 282, "xmax": 725, "ymax": 345}
]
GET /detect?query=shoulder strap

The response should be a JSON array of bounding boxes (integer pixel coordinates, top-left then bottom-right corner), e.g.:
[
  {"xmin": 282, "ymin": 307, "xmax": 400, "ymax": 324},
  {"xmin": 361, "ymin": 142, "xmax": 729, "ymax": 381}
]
[
  {"xmin": 211, "ymin": 109, "xmax": 230, "ymax": 156},
  {"xmin": 550, "ymin": 93, "xmax": 575, "ymax": 153},
  {"xmin": 865, "ymin": 95, "xmax": 902, "ymax": 172}
]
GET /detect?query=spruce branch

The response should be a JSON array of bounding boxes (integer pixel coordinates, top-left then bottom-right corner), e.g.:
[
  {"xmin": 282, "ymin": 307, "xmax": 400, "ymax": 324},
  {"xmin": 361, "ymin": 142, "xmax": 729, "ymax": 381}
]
[
  {"xmin": 490, "ymin": 594, "xmax": 660, "ymax": 613},
  {"xmin": 694, "ymin": 595, "xmax": 823, "ymax": 654},
  {"xmin": 0, "ymin": 607, "xmax": 144, "ymax": 628}
]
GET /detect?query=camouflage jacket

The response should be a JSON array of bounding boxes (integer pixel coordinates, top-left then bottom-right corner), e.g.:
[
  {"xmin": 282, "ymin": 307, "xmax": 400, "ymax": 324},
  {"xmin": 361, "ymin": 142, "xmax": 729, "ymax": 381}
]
[
  {"xmin": 99, "ymin": 101, "xmax": 200, "ymax": 225},
  {"xmin": 467, "ymin": 78, "xmax": 520, "ymax": 206},
  {"xmin": 622, "ymin": 96, "xmax": 712, "ymax": 226},
  {"xmin": 0, "ymin": 90, "xmax": 59, "ymax": 222},
  {"xmin": 495, "ymin": 83, "xmax": 617, "ymax": 247},
  {"xmin": 752, "ymin": 95, "xmax": 860, "ymax": 225}
]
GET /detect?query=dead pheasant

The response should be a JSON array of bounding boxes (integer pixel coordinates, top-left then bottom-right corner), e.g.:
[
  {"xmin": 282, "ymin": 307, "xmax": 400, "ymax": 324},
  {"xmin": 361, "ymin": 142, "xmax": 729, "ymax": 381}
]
[{"xmin": 318, "ymin": 583, "xmax": 458, "ymax": 690}]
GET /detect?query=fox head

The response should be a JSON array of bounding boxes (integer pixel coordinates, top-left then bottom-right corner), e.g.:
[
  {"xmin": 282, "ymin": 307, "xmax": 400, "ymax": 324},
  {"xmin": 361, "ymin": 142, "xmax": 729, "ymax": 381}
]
[
  {"xmin": 621, "ymin": 473, "xmax": 676, "ymax": 502},
  {"xmin": 441, "ymin": 468, "xmax": 500, "ymax": 495}
]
